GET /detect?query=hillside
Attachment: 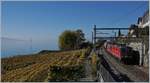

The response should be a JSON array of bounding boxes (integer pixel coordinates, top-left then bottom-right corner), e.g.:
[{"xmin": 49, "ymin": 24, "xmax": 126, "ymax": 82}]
[{"xmin": 1, "ymin": 49, "xmax": 91, "ymax": 82}]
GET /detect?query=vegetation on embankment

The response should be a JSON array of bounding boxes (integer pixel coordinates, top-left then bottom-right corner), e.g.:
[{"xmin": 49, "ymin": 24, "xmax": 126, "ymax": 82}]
[
  {"xmin": 89, "ymin": 51, "xmax": 99, "ymax": 79},
  {"xmin": 1, "ymin": 49, "xmax": 89, "ymax": 82}
]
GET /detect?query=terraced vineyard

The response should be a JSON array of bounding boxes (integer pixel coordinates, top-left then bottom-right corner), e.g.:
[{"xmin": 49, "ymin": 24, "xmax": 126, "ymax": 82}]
[{"xmin": 1, "ymin": 49, "xmax": 89, "ymax": 82}]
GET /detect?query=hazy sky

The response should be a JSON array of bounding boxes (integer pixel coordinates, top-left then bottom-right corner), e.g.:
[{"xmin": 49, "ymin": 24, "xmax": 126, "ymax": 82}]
[{"xmin": 2, "ymin": 1, "xmax": 149, "ymax": 50}]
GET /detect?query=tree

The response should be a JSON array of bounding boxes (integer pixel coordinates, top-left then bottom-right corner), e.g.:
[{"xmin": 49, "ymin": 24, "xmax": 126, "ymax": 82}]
[
  {"xmin": 58, "ymin": 29, "xmax": 86, "ymax": 50},
  {"xmin": 75, "ymin": 29, "xmax": 85, "ymax": 49},
  {"xmin": 58, "ymin": 30, "xmax": 78, "ymax": 50}
]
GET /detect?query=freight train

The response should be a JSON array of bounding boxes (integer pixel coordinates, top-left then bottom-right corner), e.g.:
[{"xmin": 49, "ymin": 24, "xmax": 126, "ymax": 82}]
[{"xmin": 104, "ymin": 41, "xmax": 139, "ymax": 65}]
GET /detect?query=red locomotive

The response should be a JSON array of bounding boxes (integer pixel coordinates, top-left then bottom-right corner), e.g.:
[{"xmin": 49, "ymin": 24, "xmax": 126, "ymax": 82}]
[{"xmin": 104, "ymin": 41, "xmax": 139, "ymax": 64}]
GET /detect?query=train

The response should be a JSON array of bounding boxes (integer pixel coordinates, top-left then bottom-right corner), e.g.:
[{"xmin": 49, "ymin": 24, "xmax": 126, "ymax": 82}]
[{"xmin": 104, "ymin": 41, "xmax": 139, "ymax": 65}]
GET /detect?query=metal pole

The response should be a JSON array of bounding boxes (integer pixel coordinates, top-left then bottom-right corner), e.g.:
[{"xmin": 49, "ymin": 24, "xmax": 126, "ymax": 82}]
[
  {"xmin": 94, "ymin": 25, "xmax": 96, "ymax": 44},
  {"xmin": 92, "ymin": 31, "xmax": 93, "ymax": 44},
  {"xmin": 30, "ymin": 38, "xmax": 32, "ymax": 53}
]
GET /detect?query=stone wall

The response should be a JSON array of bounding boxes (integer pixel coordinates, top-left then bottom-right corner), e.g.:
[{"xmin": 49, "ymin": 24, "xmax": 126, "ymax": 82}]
[{"xmin": 128, "ymin": 42, "xmax": 149, "ymax": 67}]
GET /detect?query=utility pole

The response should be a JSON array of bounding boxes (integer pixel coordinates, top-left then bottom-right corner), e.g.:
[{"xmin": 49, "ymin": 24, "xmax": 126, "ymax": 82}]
[
  {"xmin": 118, "ymin": 29, "xmax": 121, "ymax": 37},
  {"xmin": 115, "ymin": 32, "xmax": 116, "ymax": 37},
  {"xmin": 92, "ymin": 31, "xmax": 93, "ymax": 44},
  {"xmin": 112, "ymin": 30, "xmax": 116, "ymax": 41},
  {"xmin": 94, "ymin": 25, "xmax": 96, "ymax": 44},
  {"xmin": 30, "ymin": 38, "xmax": 32, "ymax": 53}
]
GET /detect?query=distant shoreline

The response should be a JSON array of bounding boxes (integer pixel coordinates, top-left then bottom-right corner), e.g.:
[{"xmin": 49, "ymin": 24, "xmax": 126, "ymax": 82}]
[
  {"xmin": 1, "ymin": 49, "xmax": 83, "ymax": 59},
  {"xmin": 1, "ymin": 50, "xmax": 55, "ymax": 59}
]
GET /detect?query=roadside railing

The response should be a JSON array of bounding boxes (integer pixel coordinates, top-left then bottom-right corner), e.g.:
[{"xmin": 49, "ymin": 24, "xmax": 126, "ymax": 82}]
[
  {"xmin": 95, "ymin": 48, "xmax": 115, "ymax": 82},
  {"xmin": 98, "ymin": 63, "xmax": 115, "ymax": 82}
]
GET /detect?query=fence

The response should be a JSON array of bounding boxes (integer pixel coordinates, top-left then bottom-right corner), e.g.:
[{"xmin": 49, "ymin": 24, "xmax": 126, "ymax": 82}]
[
  {"xmin": 97, "ymin": 62, "xmax": 115, "ymax": 82},
  {"xmin": 95, "ymin": 49, "xmax": 115, "ymax": 82}
]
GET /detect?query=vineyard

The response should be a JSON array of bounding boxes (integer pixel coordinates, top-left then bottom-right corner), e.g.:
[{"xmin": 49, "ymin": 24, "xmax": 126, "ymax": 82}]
[{"xmin": 1, "ymin": 49, "xmax": 90, "ymax": 82}]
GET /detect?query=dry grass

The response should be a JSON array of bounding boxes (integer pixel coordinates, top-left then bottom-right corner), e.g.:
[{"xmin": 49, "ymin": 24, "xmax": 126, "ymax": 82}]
[{"xmin": 1, "ymin": 49, "xmax": 87, "ymax": 82}]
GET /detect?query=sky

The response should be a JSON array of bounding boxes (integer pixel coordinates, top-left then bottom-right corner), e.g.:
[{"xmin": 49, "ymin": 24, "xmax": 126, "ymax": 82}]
[{"xmin": 1, "ymin": 1, "xmax": 149, "ymax": 52}]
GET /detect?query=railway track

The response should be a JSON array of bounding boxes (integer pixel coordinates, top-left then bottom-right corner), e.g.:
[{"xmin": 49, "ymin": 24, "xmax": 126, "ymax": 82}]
[{"xmin": 100, "ymin": 47, "xmax": 149, "ymax": 82}]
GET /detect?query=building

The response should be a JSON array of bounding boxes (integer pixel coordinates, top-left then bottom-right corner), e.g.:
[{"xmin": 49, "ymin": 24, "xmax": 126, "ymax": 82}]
[
  {"xmin": 137, "ymin": 10, "xmax": 149, "ymax": 28},
  {"xmin": 127, "ymin": 10, "xmax": 149, "ymax": 67},
  {"xmin": 128, "ymin": 24, "xmax": 138, "ymax": 37},
  {"xmin": 128, "ymin": 10, "xmax": 149, "ymax": 37}
]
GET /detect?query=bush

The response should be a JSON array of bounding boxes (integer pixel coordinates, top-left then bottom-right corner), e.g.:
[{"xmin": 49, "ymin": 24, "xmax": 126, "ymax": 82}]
[{"xmin": 48, "ymin": 65, "xmax": 85, "ymax": 81}]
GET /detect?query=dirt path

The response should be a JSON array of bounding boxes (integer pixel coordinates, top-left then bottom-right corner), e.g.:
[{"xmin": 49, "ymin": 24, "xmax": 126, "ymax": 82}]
[
  {"xmin": 80, "ymin": 50, "xmax": 94, "ymax": 82},
  {"xmin": 84, "ymin": 59, "xmax": 93, "ymax": 81},
  {"xmin": 79, "ymin": 59, "xmax": 94, "ymax": 81}
]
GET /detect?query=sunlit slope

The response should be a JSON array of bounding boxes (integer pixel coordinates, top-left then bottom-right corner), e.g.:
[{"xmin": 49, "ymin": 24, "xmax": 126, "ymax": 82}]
[{"xmin": 1, "ymin": 49, "xmax": 89, "ymax": 82}]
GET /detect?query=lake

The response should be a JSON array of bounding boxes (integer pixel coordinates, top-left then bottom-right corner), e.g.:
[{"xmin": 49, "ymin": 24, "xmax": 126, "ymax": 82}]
[{"xmin": 1, "ymin": 37, "xmax": 58, "ymax": 58}]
